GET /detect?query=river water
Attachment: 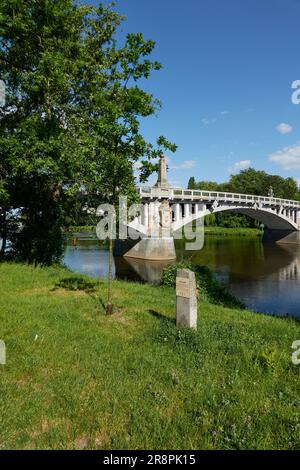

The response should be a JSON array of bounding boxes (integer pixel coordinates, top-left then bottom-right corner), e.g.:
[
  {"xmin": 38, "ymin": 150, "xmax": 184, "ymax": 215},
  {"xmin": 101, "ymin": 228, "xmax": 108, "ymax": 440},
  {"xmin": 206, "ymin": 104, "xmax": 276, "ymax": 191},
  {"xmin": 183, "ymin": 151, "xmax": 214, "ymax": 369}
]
[{"xmin": 63, "ymin": 234, "xmax": 300, "ymax": 320}]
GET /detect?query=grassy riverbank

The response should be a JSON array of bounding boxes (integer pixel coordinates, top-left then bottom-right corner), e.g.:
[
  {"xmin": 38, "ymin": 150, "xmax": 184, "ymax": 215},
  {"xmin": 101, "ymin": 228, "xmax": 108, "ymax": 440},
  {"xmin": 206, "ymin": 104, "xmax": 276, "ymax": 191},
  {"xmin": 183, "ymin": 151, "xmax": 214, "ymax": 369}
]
[
  {"xmin": 0, "ymin": 262, "xmax": 299, "ymax": 450},
  {"xmin": 66, "ymin": 226, "xmax": 263, "ymax": 238},
  {"xmin": 204, "ymin": 227, "xmax": 262, "ymax": 237},
  {"xmin": 66, "ymin": 226, "xmax": 96, "ymax": 234}
]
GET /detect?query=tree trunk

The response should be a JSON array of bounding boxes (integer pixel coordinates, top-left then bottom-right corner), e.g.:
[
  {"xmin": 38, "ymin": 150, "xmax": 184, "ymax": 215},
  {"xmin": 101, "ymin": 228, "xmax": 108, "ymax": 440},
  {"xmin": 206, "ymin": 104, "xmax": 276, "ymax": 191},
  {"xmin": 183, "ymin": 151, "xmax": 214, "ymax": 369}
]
[{"xmin": 106, "ymin": 237, "xmax": 113, "ymax": 315}]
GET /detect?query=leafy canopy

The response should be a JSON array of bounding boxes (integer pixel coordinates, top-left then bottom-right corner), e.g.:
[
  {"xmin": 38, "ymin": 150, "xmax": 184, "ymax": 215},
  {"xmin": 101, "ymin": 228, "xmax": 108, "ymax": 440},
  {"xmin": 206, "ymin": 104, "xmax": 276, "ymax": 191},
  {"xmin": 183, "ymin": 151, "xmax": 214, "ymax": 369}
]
[{"xmin": 0, "ymin": 1, "xmax": 176, "ymax": 263}]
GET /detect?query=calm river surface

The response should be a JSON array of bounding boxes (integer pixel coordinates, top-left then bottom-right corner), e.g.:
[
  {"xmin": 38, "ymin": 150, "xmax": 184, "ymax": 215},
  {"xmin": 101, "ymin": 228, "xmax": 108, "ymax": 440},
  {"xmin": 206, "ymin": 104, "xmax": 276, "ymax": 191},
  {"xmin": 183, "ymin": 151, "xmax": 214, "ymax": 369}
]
[{"xmin": 64, "ymin": 234, "xmax": 300, "ymax": 320}]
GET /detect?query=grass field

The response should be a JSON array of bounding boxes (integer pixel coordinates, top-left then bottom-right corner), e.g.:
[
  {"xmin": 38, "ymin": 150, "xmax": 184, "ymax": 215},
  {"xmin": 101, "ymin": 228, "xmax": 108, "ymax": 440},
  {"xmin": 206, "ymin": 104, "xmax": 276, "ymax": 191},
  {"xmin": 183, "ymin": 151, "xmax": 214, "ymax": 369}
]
[
  {"xmin": 0, "ymin": 262, "xmax": 299, "ymax": 450},
  {"xmin": 204, "ymin": 227, "xmax": 262, "ymax": 237}
]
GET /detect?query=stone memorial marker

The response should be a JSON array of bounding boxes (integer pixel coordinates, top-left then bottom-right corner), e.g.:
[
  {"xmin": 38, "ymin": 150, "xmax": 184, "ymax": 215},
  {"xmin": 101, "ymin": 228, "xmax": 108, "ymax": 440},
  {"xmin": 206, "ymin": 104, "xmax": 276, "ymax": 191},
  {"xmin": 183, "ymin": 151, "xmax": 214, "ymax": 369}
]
[
  {"xmin": 0, "ymin": 340, "xmax": 6, "ymax": 365},
  {"xmin": 176, "ymin": 269, "xmax": 197, "ymax": 329}
]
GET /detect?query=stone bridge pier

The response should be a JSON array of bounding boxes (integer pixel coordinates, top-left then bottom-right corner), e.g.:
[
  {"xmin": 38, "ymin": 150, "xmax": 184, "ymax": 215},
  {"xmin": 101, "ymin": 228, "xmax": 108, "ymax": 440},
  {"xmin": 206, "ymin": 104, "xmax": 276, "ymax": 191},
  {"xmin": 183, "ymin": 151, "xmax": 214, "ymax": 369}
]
[{"xmin": 120, "ymin": 154, "xmax": 177, "ymax": 260}]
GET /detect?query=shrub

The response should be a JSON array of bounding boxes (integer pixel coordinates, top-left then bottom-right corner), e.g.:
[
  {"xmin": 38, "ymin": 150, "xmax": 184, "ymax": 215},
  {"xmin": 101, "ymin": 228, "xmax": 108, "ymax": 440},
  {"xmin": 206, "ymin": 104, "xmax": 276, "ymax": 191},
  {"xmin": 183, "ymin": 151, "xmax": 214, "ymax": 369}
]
[{"xmin": 161, "ymin": 262, "xmax": 244, "ymax": 309}]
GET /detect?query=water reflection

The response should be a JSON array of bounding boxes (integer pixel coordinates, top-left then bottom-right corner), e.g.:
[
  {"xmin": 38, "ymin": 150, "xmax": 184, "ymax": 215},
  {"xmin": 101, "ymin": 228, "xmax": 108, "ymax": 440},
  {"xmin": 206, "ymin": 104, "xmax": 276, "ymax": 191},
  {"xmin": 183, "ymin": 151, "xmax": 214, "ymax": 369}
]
[
  {"xmin": 63, "ymin": 234, "xmax": 300, "ymax": 319},
  {"xmin": 118, "ymin": 257, "xmax": 176, "ymax": 284},
  {"xmin": 64, "ymin": 237, "xmax": 175, "ymax": 284},
  {"xmin": 176, "ymin": 238, "xmax": 299, "ymax": 280},
  {"xmin": 177, "ymin": 238, "xmax": 300, "ymax": 318},
  {"xmin": 63, "ymin": 239, "xmax": 113, "ymax": 279}
]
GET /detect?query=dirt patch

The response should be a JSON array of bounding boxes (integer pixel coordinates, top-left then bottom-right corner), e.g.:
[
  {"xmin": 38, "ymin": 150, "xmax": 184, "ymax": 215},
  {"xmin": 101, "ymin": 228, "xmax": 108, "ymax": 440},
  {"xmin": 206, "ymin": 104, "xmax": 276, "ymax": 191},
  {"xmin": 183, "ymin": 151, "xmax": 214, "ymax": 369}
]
[
  {"xmin": 94, "ymin": 432, "xmax": 110, "ymax": 448},
  {"xmin": 21, "ymin": 287, "xmax": 49, "ymax": 296},
  {"xmin": 21, "ymin": 287, "xmax": 94, "ymax": 299},
  {"xmin": 15, "ymin": 375, "xmax": 31, "ymax": 388},
  {"xmin": 29, "ymin": 418, "xmax": 72, "ymax": 440},
  {"xmin": 74, "ymin": 436, "xmax": 89, "ymax": 450}
]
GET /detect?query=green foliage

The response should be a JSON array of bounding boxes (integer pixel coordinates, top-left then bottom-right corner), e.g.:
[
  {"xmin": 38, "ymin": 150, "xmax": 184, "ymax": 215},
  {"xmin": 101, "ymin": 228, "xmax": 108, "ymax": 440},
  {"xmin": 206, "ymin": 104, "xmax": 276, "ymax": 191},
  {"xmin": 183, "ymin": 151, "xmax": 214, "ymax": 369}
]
[
  {"xmin": 0, "ymin": 1, "xmax": 176, "ymax": 264},
  {"xmin": 256, "ymin": 349, "xmax": 278, "ymax": 371},
  {"xmin": 188, "ymin": 168, "xmax": 300, "ymax": 229},
  {"xmin": 79, "ymin": 23, "xmax": 177, "ymax": 208},
  {"xmin": 161, "ymin": 262, "xmax": 244, "ymax": 309},
  {"xmin": 0, "ymin": 0, "xmax": 90, "ymax": 263},
  {"xmin": 191, "ymin": 180, "xmax": 227, "ymax": 191},
  {"xmin": 187, "ymin": 177, "xmax": 196, "ymax": 189},
  {"xmin": 66, "ymin": 226, "xmax": 96, "ymax": 233},
  {"xmin": 189, "ymin": 169, "xmax": 299, "ymax": 200},
  {"xmin": 227, "ymin": 169, "xmax": 299, "ymax": 200}
]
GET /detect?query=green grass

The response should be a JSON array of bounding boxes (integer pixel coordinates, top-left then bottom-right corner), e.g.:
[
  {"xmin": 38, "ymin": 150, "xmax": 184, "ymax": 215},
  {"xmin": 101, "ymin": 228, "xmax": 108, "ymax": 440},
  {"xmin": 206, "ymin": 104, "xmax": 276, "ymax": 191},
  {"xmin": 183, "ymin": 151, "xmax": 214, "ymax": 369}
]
[
  {"xmin": 66, "ymin": 225, "xmax": 263, "ymax": 238},
  {"xmin": 204, "ymin": 227, "xmax": 262, "ymax": 237},
  {"xmin": 0, "ymin": 262, "xmax": 299, "ymax": 450},
  {"xmin": 66, "ymin": 226, "xmax": 96, "ymax": 233}
]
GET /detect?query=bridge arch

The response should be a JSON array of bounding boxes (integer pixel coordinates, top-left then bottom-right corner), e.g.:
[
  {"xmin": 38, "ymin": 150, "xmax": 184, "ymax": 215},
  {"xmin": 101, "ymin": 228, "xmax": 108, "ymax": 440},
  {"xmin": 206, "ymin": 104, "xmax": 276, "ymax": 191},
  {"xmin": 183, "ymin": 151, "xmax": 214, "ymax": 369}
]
[{"xmin": 172, "ymin": 205, "xmax": 298, "ymax": 232}]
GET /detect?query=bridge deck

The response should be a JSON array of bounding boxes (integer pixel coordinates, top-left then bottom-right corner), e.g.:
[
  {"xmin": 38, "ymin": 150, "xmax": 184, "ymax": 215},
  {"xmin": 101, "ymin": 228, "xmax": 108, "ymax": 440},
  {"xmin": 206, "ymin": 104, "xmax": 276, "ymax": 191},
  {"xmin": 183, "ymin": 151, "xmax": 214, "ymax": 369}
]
[{"xmin": 137, "ymin": 187, "xmax": 300, "ymax": 208}]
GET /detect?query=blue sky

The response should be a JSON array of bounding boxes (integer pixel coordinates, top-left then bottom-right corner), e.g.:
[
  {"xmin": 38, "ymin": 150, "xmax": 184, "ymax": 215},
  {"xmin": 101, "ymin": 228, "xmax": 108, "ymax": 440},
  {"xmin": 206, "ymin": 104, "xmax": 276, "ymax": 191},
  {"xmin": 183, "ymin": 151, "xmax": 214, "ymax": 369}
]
[{"xmin": 91, "ymin": 0, "xmax": 300, "ymax": 188}]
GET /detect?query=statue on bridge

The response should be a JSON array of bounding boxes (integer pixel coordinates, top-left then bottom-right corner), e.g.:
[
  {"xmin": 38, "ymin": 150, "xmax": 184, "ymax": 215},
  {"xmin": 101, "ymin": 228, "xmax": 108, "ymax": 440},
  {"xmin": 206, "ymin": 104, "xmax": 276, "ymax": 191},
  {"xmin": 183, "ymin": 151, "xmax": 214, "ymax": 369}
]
[
  {"xmin": 154, "ymin": 153, "xmax": 170, "ymax": 189},
  {"xmin": 152, "ymin": 153, "xmax": 173, "ymax": 237}
]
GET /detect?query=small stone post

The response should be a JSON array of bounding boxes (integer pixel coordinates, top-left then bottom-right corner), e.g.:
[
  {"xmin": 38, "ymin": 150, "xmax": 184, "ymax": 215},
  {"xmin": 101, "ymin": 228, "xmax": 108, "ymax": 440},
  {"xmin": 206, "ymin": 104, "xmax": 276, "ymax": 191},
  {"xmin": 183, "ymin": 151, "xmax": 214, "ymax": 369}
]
[{"xmin": 176, "ymin": 269, "xmax": 197, "ymax": 329}]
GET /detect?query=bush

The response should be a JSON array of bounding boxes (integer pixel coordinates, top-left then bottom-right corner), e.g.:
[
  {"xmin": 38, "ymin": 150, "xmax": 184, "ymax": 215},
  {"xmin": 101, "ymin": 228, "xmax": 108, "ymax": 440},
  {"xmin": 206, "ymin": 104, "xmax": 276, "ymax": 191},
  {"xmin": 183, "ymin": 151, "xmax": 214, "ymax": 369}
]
[{"xmin": 161, "ymin": 262, "xmax": 244, "ymax": 309}]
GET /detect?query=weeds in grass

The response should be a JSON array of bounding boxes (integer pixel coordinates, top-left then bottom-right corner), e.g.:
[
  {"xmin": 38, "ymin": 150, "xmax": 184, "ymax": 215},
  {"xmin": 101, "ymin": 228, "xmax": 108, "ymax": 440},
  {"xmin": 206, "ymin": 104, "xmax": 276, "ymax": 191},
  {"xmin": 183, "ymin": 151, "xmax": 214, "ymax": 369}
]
[{"xmin": 54, "ymin": 277, "xmax": 97, "ymax": 293}]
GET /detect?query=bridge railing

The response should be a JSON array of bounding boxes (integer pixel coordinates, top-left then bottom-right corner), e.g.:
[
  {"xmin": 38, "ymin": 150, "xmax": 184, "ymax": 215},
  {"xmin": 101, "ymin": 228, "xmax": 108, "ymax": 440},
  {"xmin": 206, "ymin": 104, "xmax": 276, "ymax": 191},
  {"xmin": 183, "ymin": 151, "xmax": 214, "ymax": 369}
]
[{"xmin": 137, "ymin": 187, "xmax": 300, "ymax": 208}]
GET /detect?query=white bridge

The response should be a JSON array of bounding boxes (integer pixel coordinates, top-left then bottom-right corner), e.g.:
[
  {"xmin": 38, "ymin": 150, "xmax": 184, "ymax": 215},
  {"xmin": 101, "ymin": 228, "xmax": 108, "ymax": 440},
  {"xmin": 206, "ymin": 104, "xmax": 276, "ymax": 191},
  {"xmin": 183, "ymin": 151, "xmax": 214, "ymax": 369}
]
[
  {"xmin": 133, "ymin": 186, "xmax": 300, "ymax": 234},
  {"xmin": 120, "ymin": 154, "xmax": 300, "ymax": 260}
]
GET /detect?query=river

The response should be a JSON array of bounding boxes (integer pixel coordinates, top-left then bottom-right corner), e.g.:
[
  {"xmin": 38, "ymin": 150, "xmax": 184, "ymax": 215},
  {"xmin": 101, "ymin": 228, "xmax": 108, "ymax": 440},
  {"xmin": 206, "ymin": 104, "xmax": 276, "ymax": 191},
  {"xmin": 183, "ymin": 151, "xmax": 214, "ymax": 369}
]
[{"xmin": 63, "ymin": 233, "xmax": 300, "ymax": 320}]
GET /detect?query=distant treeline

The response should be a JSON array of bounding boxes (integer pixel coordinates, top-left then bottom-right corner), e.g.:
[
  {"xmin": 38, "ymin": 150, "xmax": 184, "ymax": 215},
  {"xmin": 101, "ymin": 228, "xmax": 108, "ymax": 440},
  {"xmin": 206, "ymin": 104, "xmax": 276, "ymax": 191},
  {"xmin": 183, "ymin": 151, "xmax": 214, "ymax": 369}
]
[{"xmin": 188, "ymin": 168, "xmax": 300, "ymax": 228}]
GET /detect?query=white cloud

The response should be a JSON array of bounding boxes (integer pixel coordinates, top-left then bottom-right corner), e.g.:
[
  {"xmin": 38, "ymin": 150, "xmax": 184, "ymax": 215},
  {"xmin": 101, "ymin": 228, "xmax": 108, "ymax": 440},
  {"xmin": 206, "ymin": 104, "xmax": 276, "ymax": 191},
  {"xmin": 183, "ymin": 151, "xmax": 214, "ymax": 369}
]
[
  {"xmin": 269, "ymin": 142, "xmax": 300, "ymax": 170},
  {"xmin": 228, "ymin": 160, "xmax": 251, "ymax": 173},
  {"xmin": 201, "ymin": 117, "xmax": 217, "ymax": 126},
  {"xmin": 171, "ymin": 160, "xmax": 197, "ymax": 170},
  {"xmin": 220, "ymin": 110, "xmax": 229, "ymax": 115},
  {"xmin": 181, "ymin": 160, "xmax": 197, "ymax": 169},
  {"xmin": 276, "ymin": 122, "xmax": 293, "ymax": 135},
  {"xmin": 169, "ymin": 180, "xmax": 182, "ymax": 188}
]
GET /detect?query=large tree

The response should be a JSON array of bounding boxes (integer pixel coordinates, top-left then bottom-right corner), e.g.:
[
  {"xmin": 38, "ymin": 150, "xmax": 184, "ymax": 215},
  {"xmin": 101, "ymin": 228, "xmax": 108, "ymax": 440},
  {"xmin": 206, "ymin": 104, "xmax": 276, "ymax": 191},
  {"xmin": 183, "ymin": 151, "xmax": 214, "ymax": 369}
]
[
  {"xmin": 0, "ymin": 0, "xmax": 91, "ymax": 263},
  {"xmin": 227, "ymin": 168, "xmax": 299, "ymax": 199},
  {"xmin": 0, "ymin": 1, "xmax": 175, "ymax": 273}
]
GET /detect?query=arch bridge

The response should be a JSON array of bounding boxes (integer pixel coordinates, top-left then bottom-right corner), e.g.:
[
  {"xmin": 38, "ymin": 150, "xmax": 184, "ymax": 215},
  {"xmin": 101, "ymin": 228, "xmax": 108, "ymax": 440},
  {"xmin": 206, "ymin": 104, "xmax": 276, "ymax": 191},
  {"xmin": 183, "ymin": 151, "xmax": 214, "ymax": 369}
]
[{"xmin": 121, "ymin": 154, "xmax": 300, "ymax": 260}]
